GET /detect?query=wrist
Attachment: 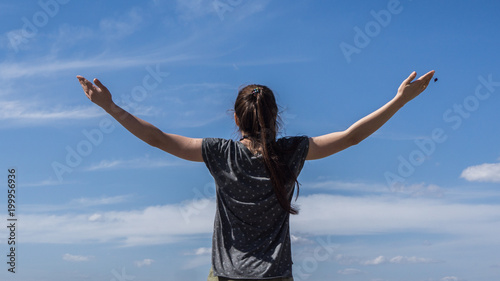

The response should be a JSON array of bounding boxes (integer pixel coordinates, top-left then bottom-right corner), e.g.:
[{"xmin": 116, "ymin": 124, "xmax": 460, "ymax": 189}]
[
  {"xmin": 392, "ymin": 93, "xmax": 407, "ymax": 108},
  {"xmin": 103, "ymin": 101, "xmax": 118, "ymax": 114}
]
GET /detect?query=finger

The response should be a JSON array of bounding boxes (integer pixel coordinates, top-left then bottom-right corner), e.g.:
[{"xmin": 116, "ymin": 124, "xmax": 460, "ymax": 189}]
[
  {"xmin": 77, "ymin": 76, "xmax": 89, "ymax": 92},
  {"xmin": 417, "ymin": 70, "xmax": 435, "ymax": 82},
  {"xmin": 404, "ymin": 71, "xmax": 417, "ymax": 85},
  {"xmin": 77, "ymin": 76, "xmax": 95, "ymax": 98},
  {"xmin": 419, "ymin": 71, "xmax": 435, "ymax": 89},
  {"xmin": 76, "ymin": 75, "xmax": 86, "ymax": 87},
  {"xmin": 93, "ymin": 78, "xmax": 108, "ymax": 92}
]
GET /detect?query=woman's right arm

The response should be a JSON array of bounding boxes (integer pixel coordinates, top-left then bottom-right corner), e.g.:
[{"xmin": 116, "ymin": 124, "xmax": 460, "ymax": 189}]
[
  {"xmin": 77, "ymin": 76, "xmax": 203, "ymax": 162},
  {"xmin": 306, "ymin": 70, "xmax": 435, "ymax": 160}
]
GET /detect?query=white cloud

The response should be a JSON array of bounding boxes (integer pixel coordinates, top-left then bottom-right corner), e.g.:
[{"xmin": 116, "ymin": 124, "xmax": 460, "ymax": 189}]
[
  {"xmin": 305, "ymin": 180, "xmax": 443, "ymax": 197},
  {"xmin": 62, "ymin": 253, "xmax": 92, "ymax": 262},
  {"xmin": 174, "ymin": 0, "xmax": 270, "ymax": 22},
  {"xmin": 441, "ymin": 277, "xmax": 460, "ymax": 281},
  {"xmin": 0, "ymin": 53, "xmax": 194, "ymax": 80},
  {"xmin": 389, "ymin": 256, "xmax": 439, "ymax": 264},
  {"xmin": 99, "ymin": 8, "xmax": 143, "ymax": 39},
  {"xmin": 50, "ymin": 24, "xmax": 94, "ymax": 53},
  {"xmin": 337, "ymin": 268, "xmax": 363, "ymax": 275},
  {"xmin": 306, "ymin": 180, "xmax": 386, "ymax": 192},
  {"xmin": 0, "ymin": 100, "xmax": 104, "ymax": 124},
  {"xmin": 362, "ymin": 255, "xmax": 438, "ymax": 266},
  {"xmin": 175, "ymin": 0, "xmax": 214, "ymax": 20},
  {"xmin": 88, "ymin": 214, "xmax": 102, "ymax": 222},
  {"xmin": 134, "ymin": 258, "xmax": 154, "ymax": 267},
  {"xmin": 23, "ymin": 195, "xmax": 130, "ymax": 213},
  {"xmin": 70, "ymin": 195, "xmax": 130, "ymax": 207},
  {"xmin": 185, "ymin": 247, "xmax": 211, "ymax": 256},
  {"xmin": 290, "ymin": 234, "xmax": 313, "ymax": 245},
  {"xmin": 461, "ymin": 163, "xmax": 500, "ymax": 182},
  {"xmin": 23, "ymin": 178, "xmax": 65, "ymax": 187},
  {"xmin": 21, "ymin": 199, "xmax": 216, "ymax": 246},
  {"xmin": 363, "ymin": 256, "xmax": 387, "ymax": 265},
  {"xmin": 195, "ymin": 247, "xmax": 211, "ymax": 255},
  {"xmin": 389, "ymin": 183, "xmax": 444, "ymax": 198},
  {"xmin": 292, "ymin": 194, "xmax": 500, "ymax": 239},
  {"xmin": 16, "ymin": 193, "xmax": 500, "ymax": 248},
  {"xmin": 85, "ymin": 157, "xmax": 186, "ymax": 171}
]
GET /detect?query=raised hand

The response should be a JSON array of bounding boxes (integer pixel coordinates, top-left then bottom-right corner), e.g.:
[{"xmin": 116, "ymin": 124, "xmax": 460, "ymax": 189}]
[
  {"xmin": 77, "ymin": 75, "xmax": 114, "ymax": 111},
  {"xmin": 396, "ymin": 70, "xmax": 435, "ymax": 104}
]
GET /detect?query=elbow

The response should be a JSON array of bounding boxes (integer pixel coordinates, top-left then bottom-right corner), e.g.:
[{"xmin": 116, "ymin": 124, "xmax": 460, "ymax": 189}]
[
  {"xmin": 146, "ymin": 128, "xmax": 163, "ymax": 148},
  {"xmin": 346, "ymin": 131, "xmax": 363, "ymax": 146},
  {"xmin": 350, "ymin": 135, "xmax": 362, "ymax": 146}
]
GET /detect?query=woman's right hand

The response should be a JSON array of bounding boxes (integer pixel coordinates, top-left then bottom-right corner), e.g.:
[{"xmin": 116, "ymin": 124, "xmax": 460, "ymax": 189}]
[{"xmin": 77, "ymin": 75, "xmax": 114, "ymax": 111}]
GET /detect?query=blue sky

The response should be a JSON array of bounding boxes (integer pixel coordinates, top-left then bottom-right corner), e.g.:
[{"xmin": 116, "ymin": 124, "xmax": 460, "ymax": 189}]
[{"xmin": 1, "ymin": 0, "xmax": 500, "ymax": 280}]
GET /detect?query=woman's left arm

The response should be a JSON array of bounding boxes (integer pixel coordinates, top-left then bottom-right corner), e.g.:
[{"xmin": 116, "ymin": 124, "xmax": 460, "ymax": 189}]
[
  {"xmin": 77, "ymin": 76, "xmax": 203, "ymax": 162},
  {"xmin": 307, "ymin": 70, "xmax": 435, "ymax": 160}
]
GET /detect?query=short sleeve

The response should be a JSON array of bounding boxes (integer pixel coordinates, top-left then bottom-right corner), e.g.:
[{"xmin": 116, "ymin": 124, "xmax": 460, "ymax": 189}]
[
  {"xmin": 277, "ymin": 136, "xmax": 309, "ymax": 177},
  {"xmin": 201, "ymin": 138, "xmax": 228, "ymax": 180}
]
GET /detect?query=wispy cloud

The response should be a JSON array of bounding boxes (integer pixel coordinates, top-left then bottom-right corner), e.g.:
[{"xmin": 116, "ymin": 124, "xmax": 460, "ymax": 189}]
[
  {"xmin": 292, "ymin": 193, "xmax": 500, "ymax": 241},
  {"xmin": 389, "ymin": 256, "xmax": 439, "ymax": 264},
  {"xmin": 23, "ymin": 195, "xmax": 131, "ymax": 213},
  {"xmin": 62, "ymin": 253, "xmax": 92, "ymax": 262},
  {"xmin": 0, "ymin": 53, "xmax": 195, "ymax": 80},
  {"xmin": 337, "ymin": 268, "xmax": 363, "ymax": 275},
  {"xmin": 184, "ymin": 247, "xmax": 211, "ymax": 256},
  {"xmin": 305, "ymin": 180, "xmax": 444, "ymax": 198},
  {"xmin": 290, "ymin": 234, "xmax": 313, "ymax": 245},
  {"xmin": 21, "ymin": 199, "xmax": 216, "ymax": 246},
  {"xmin": 362, "ymin": 255, "xmax": 439, "ymax": 265},
  {"xmin": 363, "ymin": 255, "xmax": 387, "ymax": 265},
  {"xmin": 134, "ymin": 258, "xmax": 154, "ymax": 267},
  {"xmin": 70, "ymin": 195, "xmax": 130, "ymax": 207},
  {"xmin": 23, "ymin": 178, "xmax": 66, "ymax": 187},
  {"xmin": 158, "ymin": 82, "xmax": 235, "ymax": 128},
  {"xmin": 99, "ymin": 7, "xmax": 143, "ymax": 39},
  {"xmin": 175, "ymin": 0, "xmax": 215, "ymax": 20},
  {"xmin": 85, "ymin": 157, "xmax": 186, "ymax": 171},
  {"xmin": 181, "ymin": 248, "xmax": 212, "ymax": 269},
  {"xmin": 173, "ymin": 0, "xmax": 271, "ymax": 22},
  {"xmin": 17, "ymin": 192, "xmax": 500, "ymax": 247},
  {"xmin": 441, "ymin": 277, "xmax": 461, "ymax": 281},
  {"xmin": 0, "ymin": 100, "xmax": 105, "ymax": 125},
  {"xmin": 460, "ymin": 162, "xmax": 500, "ymax": 183}
]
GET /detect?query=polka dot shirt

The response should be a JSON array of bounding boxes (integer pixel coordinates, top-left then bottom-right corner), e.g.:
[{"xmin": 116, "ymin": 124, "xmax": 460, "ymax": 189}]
[{"xmin": 202, "ymin": 136, "xmax": 309, "ymax": 279}]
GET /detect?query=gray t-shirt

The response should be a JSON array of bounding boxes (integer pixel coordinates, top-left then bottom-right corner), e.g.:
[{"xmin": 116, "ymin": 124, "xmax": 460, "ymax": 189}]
[{"xmin": 202, "ymin": 136, "xmax": 309, "ymax": 279}]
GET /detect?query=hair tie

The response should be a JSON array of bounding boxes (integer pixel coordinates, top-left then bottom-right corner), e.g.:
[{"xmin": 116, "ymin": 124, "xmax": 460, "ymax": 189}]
[{"xmin": 252, "ymin": 87, "xmax": 261, "ymax": 97}]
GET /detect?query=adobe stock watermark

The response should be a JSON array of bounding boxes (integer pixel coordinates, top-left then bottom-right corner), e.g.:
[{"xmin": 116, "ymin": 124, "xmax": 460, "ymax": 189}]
[
  {"xmin": 110, "ymin": 267, "xmax": 135, "ymax": 281},
  {"xmin": 51, "ymin": 64, "xmax": 170, "ymax": 182},
  {"xmin": 384, "ymin": 74, "xmax": 500, "ymax": 189},
  {"xmin": 212, "ymin": 0, "xmax": 244, "ymax": 21},
  {"xmin": 294, "ymin": 235, "xmax": 337, "ymax": 281},
  {"xmin": 7, "ymin": 0, "xmax": 71, "ymax": 53},
  {"xmin": 339, "ymin": 0, "xmax": 407, "ymax": 63}
]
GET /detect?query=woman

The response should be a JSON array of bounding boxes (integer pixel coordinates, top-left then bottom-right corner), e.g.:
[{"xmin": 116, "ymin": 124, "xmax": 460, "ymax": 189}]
[{"xmin": 77, "ymin": 70, "xmax": 435, "ymax": 280}]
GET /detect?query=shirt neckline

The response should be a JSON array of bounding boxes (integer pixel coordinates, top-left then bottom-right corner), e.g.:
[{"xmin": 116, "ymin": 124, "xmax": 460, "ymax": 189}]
[{"xmin": 236, "ymin": 140, "xmax": 262, "ymax": 158}]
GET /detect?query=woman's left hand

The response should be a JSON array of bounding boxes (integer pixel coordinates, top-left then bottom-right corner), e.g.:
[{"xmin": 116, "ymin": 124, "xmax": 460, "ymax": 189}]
[{"xmin": 396, "ymin": 70, "xmax": 435, "ymax": 105}]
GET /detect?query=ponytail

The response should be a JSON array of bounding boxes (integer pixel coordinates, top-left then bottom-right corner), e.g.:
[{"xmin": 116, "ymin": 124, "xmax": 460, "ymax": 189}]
[{"xmin": 234, "ymin": 85, "xmax": 300, "ymax": 214}]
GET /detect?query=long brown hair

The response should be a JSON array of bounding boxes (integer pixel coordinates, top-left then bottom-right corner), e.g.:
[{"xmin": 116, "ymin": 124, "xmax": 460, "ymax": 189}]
[{"xmin": 234, "ymin": 84, "xmax": 300, "ymax": 214}]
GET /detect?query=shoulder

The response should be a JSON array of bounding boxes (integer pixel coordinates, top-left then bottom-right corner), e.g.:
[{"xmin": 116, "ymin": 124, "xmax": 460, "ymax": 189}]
[
  {"xmin": 203, "ymin": 137, "xmax": 228, "ymax": 146},
  {"xmin": 202, "ymin": 138, "xmax": 234, "ymax": 151},
  {"xmin": 202, "ymin": 137, "xmax": 238, "ymax": 158},
  {"xmin": 277, "ymin": 135, "xmax": 309, "ymax": 150}
]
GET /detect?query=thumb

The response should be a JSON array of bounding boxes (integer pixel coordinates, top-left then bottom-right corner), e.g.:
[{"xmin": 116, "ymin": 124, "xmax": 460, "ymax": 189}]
[
  {"xmin": 93, "ymin": 78, "xmax": 108, "ymax": 92},
  {"xmin": 404, "ymin": 71, "xmax": 417, "ymax": 85}
]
